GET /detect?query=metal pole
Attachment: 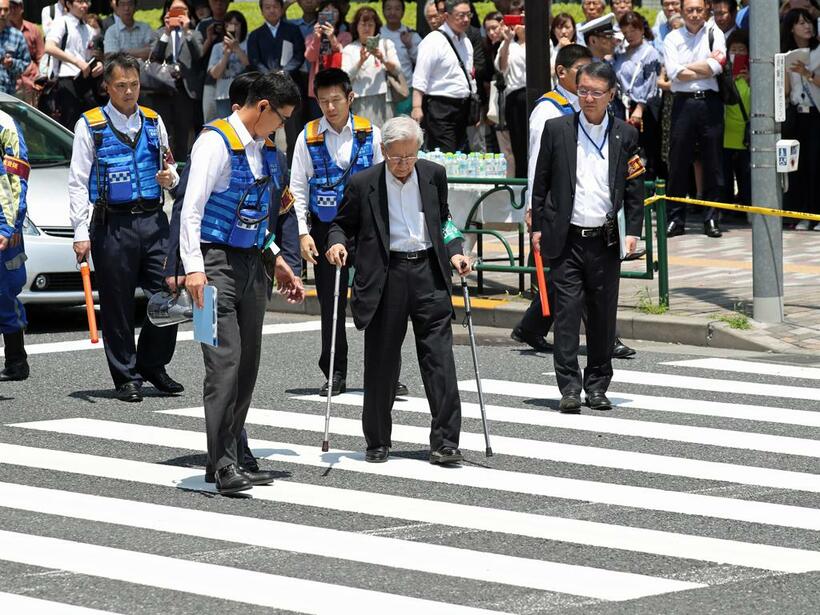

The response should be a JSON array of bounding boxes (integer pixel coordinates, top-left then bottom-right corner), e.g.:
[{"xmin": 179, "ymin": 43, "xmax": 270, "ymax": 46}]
[
  {"xmin": 321, "ymin": 266, "xmax": 342, "ymax": 452},
  {"xmin": 655, "ymin": 181, "xmax": 669, "ymax": 307},
  {"xmin": 524, "ymin": 0, "xmax": 550, "ymax": 114},
  {"xmin": 461, "ymin": 276, "xmax": 493, "ymax": 457},
  {"xmin": 750, "ymin": 1, "xmax": 784, "ymax": 323}
]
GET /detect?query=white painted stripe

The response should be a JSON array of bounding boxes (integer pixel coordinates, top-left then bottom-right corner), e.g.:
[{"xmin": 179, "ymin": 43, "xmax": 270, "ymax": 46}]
[
  {"xmin": 167, "ymin": 405, "xmax": 820, "ymax": 493},
  {"xmin": 10, "ymin": 419, "xmax": 820, "ymax": 531},
  {"xmin": 0, "ymin": 592, "xmax": 120, "ymax": 614},
  {"xmin": 663, "ymin": 358, "xmax": 820, "ymax": 381},
  {"xmin": 605, "ymin": 369, "xmax": 820, "ymax": 401},
  {"xmin": 458, "ymin": 380, "xmax": 820, "ymax": 429},
  {"xmin": 0, "ymin": 320, "xmax": 349, "ymax": 357},
  {"xmin": 2, "ymin": 444, "xmax": 817, "ymax": 574},
  {"xmin": 0, "ymin": 482, "xmax": 700, "ymax": 600},
  {"xmin": 0, "ymin": 530, "xmax": 509, "ymax": 615}
]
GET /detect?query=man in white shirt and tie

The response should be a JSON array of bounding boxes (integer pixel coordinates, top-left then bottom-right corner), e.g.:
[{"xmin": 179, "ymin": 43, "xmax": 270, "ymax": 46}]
[{"xmin": 663, "ymin": 0, "xmax": 727, "ymax": 238}]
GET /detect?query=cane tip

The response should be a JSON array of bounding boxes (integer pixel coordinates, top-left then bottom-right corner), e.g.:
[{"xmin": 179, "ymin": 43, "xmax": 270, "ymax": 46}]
[
  {"xmin": 321, "ymin": 441, "xmax": 329, "ymax": 452},
  {"xmin": 485, "ymin": 448, "xmax": 493, "ymax": 457}
]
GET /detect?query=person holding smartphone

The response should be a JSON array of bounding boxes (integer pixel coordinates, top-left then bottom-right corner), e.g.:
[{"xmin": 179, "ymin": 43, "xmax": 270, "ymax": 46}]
[
  {"xmin": 721, "ymin": 29, "xmax": 751, "ymax": 212},
  {"xmin": 208, "ymin": 10, "xmax": 249, "ymax": 118}
]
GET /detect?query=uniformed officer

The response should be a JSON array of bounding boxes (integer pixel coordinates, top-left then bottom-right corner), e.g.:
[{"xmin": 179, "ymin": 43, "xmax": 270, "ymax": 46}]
[
  {"xmin": 577, "ymin": 14, "xmax": 619, "ymax": 62},
  {"xmin": 68, "ymin": 52, "xmax": 182, "ymax": 402},
  {"xmin": 181, "ymin": 71, "xmax": 303, "ymax": 495},
  {"xmin": 0, "ymin": 109, "xmax": 31, "ymax": 381}
]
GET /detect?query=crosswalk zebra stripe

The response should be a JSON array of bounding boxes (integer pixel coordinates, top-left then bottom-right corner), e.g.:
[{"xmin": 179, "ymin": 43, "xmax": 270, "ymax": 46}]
[
  {"xmin": 10, "ymin": 419, "xmax": 820, "ymax": 531},
  {"xmin": 2, "ymin": 443, "xmax": 818, "ymax": 574},
  {"xmin": 0, "ymin": 530, "xmax": 510, "ymax": 615},
  {"xmin": 0, "ymin": 592, "xmax": 121, "ymax": 614},
  {"xmin": 662, "ymin": 358, "xmax": 820, "ymax": 381},
  {"xmin": 0, "ymin": 482, "xmax": 702, "ymax": 601},
  {"xmin": 163, "ymin": 406, "xmax": 820, "ymax": 493},
  {"xmin": 290, "ymin": 391, "xmax": 820, "ymax": 459},
  {"xmin": 457, "ymin": 380, "xmax": 820, "ymax": 428}
]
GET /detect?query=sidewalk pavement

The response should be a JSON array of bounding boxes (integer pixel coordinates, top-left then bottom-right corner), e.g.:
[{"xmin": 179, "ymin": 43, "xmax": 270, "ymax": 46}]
[{"xmin": 269, "ymin": 221, "xmax": 820, "ymax": 355}]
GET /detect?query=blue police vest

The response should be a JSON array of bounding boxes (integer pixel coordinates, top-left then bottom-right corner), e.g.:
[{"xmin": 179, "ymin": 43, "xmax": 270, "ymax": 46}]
[
  {"xmin": 306, "ymin": 115, "xmax": 374, "ymax": 223},
  {"xmin": 200, "ymin": 119, "xmax": 282, "ymax": 249},
  {"xmin": 535, "ymin": 90, "xmax": 575, "ymax": 117},
  {"xmin": 83, "ymin": 106, "xmax": 162, "ymax": 206}
]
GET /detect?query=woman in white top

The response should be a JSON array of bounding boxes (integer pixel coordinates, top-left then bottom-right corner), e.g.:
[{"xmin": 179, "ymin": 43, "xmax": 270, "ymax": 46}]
[
  {"xmin": 495, "ymin": 20, "xmax": 527, "ymax": 177},
  {"xmin": 207, "ymin": 10, "xmax": 250, "ymax": 119},
  {"xmin": 341, "ymin": 6, "xmax": 400, "ymax": 128},
  {"xmin": 379, "ymin": 0, "xmax": 421, "ymax": 115},
  {"xmin": 549, "ymin": 12, "xmax": 576, "ymax": 82}
]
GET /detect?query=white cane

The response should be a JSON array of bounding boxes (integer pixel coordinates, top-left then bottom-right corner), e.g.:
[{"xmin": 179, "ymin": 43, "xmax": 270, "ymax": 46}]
[
  {"xmin": 460, "ymin": 276, "xmax": 493, "ymax": 457},
  {"xmin": 321, "ymin": 265, "xmax": 342, "ymax": 452}
]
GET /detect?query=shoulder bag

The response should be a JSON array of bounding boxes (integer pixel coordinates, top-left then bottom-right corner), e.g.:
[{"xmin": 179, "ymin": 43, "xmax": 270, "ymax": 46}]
[{"xmin": 437, "ymin": 30, "xmax": 481, "ymax": 125}]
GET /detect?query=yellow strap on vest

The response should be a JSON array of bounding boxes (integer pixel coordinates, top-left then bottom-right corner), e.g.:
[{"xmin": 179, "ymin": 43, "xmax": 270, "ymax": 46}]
[
  {"xmin": 264, "ymin": 136, "xmax": 276, "ymax": 149},
  {"xmin": 351, "ymin": 115, "xmax": 373, "ymax": 133},
  {"xmin": 82, "ymin": 107, "xmax": 107, "ymax": 128},
  {"xmin": 305, "ymin": 119, "xmax": 324, "ymax": 144},
  {"xmin": 139, "ymin": 105, "xmax": 159, "ymax": 120},
  {"xmin": 205, "ymin": 118, "xmax": 244, "ymax": 151},
  {"xmin": 544, "ymin": 91, "xmax": 570, "ymax": 106}
]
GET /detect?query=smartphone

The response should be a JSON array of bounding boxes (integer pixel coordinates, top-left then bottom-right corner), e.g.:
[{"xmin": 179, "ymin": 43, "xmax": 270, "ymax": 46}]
[
  {"xmin": 168, "ymin": 6, "xmax": 185, "ymax": 28},
  {"xmin": 318, "ymin": 10, "xmax": 334, "ymax": 26},
  {"xmin": 732, "ymin": 53, "xmax": 749, "ymax": 77},
  {"xmin": 503, "ymin": 15, "xmax": 524, "ymax": 27},
  {"xmin": 365, "ymin": 35, "xmax": 380, "ymax": 51},
  {"xmin": 225, "ymin": 24, "xmax": 236, "ymax": 40}
]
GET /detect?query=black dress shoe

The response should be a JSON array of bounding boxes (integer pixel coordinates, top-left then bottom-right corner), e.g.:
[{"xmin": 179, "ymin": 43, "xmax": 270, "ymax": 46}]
[
  {"xmin": 666, "ymin": 221, "xmax": 685, "ymax": 237},
  {"xmin": 395, "ymin": 381, "xmax": 409, "ymax": 397},
  {"xmin": 239, "ymin": 467, "xmax": 276, "ymax": 485},
  {"xmin": 430, "ymin": 446, "xmax": 463, "ymax": 465},
  {"xmin": 365, "ymin": 446, "xmax": 389, "ymax": 463},
  {"xmin": 320, "ymin": 374, "xmax": 346, "ymax": 396},
  {"xmin": 558, "ymin": 391, "xmax": 582, "ymax": 413},
  {"xmin": 612, "ymin": 337, "xmax": 636, "ymax": 359},
  {"xmin": 0, "ymin": 361, "xmax": 29, "ymax": 381},
  {"xmin": 585, "ymin": 392, "xmax": 612, "ymax": 410},
  {"xmin": 215, "ymin": 464, "xmax": 253, "ymax": 494},
  {"xmin": 116, "ymin": 382, "xmax": 143, "ymax": 403},
  {"xmin": 241, "ymin": 456, "xmax": 259, "ymax": 473},
  {"xmin": 142, "ymin": 368, "xmax": 184, "ymax": 394},
  {"xmin": 511, "ymin": 326, "xmax": 552, "ymax": 352},
  {"xmin": 704, "ymin": 220, "xmax": 722, "ymax": 238}
]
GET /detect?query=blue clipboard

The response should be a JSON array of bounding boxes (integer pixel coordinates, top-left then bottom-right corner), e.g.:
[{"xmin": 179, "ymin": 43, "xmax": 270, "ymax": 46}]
[{"xmin": 193, "ymin": 285, "xmax": 218, "ymax": 346}]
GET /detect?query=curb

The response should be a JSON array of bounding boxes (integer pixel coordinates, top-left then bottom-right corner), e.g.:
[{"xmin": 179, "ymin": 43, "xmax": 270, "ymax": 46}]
[{"xmin": 267, "ymin": 291, "xmax": 799, "ymax": 354}]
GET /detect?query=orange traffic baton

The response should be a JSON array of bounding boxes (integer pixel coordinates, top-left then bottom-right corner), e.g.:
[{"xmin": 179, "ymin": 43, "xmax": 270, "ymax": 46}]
[
  {"xmin": 80, "ymin": 260, "xmax": 99, "ymax": 343},
  {"xmin": 533, "ymin": 248, "xmax": 550, "ymax": 317}
]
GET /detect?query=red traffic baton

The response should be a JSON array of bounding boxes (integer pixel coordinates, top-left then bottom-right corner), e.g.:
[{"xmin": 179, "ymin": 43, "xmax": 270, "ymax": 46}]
[{"xmin": 533, "ymin": 248, "xmax": 550, "ymax": 317}]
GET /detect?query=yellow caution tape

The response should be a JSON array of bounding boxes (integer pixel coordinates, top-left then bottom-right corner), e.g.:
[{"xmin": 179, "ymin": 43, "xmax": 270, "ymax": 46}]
[{"xmin": 644, "ymin": 194, "xmax": 820, "ymax": 222}]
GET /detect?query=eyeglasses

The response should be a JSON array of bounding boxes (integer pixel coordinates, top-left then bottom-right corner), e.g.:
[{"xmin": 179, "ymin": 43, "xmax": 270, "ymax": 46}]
[
  {"xmin": 267, "ymin": 104, "xmax": 290, "ymax": 124},
  {"xmin": 683, "ymin": 7, "xmax": 705, "ymax": 14},
  {"xmin": 384, "ymin": 154, "xmax": 418, "ymax": 165},
  {"xmin": 577, "ymin": 88, "xmax": 609, "ymax": 99},
  {"xmin": 451, "ymin": 11, "xmax": 473, "ymax": 20}
]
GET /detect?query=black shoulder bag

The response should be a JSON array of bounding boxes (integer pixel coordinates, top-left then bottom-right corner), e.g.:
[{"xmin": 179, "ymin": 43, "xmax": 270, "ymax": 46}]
[
  {"xmin": 438, "ymin": 30, "xmax": 481, "ymax": 125},
  {"xmin": 708, "ymin": 28, "xmax": 741, "ymax": 105}
]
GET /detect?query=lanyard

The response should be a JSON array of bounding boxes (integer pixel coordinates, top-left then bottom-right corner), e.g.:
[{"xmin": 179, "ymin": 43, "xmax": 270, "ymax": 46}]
[{"xmin": 578, "ymin": 120, "xmax": 608, "ymax": 160}]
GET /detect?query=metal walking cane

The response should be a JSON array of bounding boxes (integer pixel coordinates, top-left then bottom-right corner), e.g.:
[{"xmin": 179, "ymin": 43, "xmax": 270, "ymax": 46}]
[
  {"xmin": 460, "ymin": 275, "xmax": 493, "ymax": 457},
  {"xmin": 321, "ymin": 265, "xmax": 342, "ymax": 452}
]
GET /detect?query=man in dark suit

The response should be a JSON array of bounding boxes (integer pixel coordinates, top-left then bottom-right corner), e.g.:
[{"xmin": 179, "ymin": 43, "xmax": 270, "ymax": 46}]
[
  {"xmin": 531, "ymin": 62, "xmax": 644, "ymax": 413},
  {"xmin": 326, "ymin": 116, "xmax": 471, "ymax": 465}
]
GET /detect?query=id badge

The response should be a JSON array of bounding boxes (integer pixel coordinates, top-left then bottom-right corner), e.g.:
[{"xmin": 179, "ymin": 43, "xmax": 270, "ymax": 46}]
[
  {"xmin": 315, "ymin": 188, "xmax": 338, "ymax": 223},
  {"xmin": 107, "ymin": 170, "xmax": 132, "ymax": 202},
  {"xmin": 798, "ymin": 105, "xmax": 811, "ymax": 114}
]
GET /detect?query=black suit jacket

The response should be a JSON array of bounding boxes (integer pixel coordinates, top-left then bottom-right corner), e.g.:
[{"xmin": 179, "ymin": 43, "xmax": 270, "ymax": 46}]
[
  {"xmin": 247, "ymin": 21, "xmax": 306, "ymax": 75},
  {"xmin": 327, "ymin": 159, "xmax": 464, "ymax": 331},
  {"xmin": 149, "ymin": 28, "xmax": 204, "ymax": 100},
  {"xmin": 531, "ymin": 113, "xmax": 645, "ymax": 260}
]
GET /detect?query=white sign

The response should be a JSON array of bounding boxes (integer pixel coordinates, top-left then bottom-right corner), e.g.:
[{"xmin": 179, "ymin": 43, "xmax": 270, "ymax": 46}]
[
  {"xmin": 774, "ymin": 53, "xmax": 786, "ymax": 123},
  {"xmin": 776, "ymin": 139, "xmax": 800, "ymax": 173}
]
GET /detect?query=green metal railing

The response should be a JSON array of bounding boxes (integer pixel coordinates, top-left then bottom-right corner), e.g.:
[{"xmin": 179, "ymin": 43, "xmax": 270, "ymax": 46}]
[{"xmin": 450, "ymin": 177, "xmax": 670, "ymax": 307}]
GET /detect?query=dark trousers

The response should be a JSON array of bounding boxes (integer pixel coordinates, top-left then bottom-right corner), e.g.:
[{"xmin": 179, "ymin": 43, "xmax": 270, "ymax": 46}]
[
  {"xmin": 667, "ymin": 93, "xmax": 724, "ymax": 224},
  {"xmin": 310, "ymin": 219, "xmax": 349, "ymax": 380},
  {"xmin": 422, "ymin": 95, "xmax": 469, "ymax": 153},
  {"xmin": 201, "ymin": 245, "xmax": 268, "ymax": 473},
  {"xmin": 782, "ymin": 106, "xmax": 820, "ymax": 216},
  {"xmin": 144, "ymin": 87, "xmax": 197, "ymax": 162},
  {"xmin": 362, "ymin": 254, "xmax": 461, "ymax": 451},
  {"xmin": 90, "ymin": 210, "xmax": 177, "ymax": 388},
  {"xmin": 722, "ymin": 147, "xmax": 751, "ymax": 207},
  {"xmin": 549, "ymin": 232, "xmax": 620, "ymax": 395},
  {"xmin": 504, "ymin": 87, "xmax": 528, "ymax": 178},
  {"xmin": 55, "ymin": 76, "xmax": 99, "ymax": 130}
]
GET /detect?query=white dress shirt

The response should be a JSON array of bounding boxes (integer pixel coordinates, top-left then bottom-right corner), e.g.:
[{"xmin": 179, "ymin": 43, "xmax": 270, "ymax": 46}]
[
  {"xmin": 180, "ymin": 112, "xmax": 265, "ymax": 273},
  {"xmin": 495, "ymin": 39, "xmax": 526, "ymax": 92},
  {"xmin": 572, "ymin": 112, "xmax": 611, "ymax": 228},
  {"xmin": 788, "ymin": 46, "xmax": 820, "ymax": 108},
  {"xmin": 291, "ymin": 115, "xmax": 383, "ymax": 236},
  {"xmin": 46, "ymin": 13, "xmax": 95, "ymax": 78},
  {"xmin": 342, "ymin": 38, "xmax": 400, "ymax": 98},
  {"xmin": 68, "ymin": 102, "xmax": 178, "ymax": 243},
  {"xmin": 41, "ymin": 2, "xmax": 66, "ymax": 36},
  {"xmin": 386, "ymin": 166, "xmax": 430, "ymax": 252},
  {"xmin": 527, "ymin": 85, "xmax": 579, "ymax": 209},
  {"xmin": 664, "ymin": 24, "xmax": 725, "ymax": 93},
  {"xmin": 412, "ymin": 22, "xmax": 474, "ymax": 98}
]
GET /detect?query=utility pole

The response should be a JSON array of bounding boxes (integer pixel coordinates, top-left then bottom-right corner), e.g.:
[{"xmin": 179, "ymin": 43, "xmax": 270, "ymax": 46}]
[
  {"xmin": 750, "ymin": 1, "xmax": 784, "ymax": 323},
  {"xmin": 524, "ymin": 0, "xmax": 550, "ymax": 116}
]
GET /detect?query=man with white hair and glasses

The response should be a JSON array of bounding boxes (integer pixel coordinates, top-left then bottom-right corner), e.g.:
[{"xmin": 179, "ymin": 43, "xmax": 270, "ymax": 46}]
[{"xmin": 326, "ymin": 116, "xmax": 471, "ymax": 466}]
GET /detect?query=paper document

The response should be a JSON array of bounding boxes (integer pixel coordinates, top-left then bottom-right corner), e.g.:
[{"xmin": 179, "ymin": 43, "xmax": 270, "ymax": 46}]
[
  {"xmin": 193, "ymin": 285, "xmax": 218, "ymax": 347},
  {"xmin": 280, "ymin": 40, "xmax": 293, "ymax": 69},
  {"xmin": 617, "ymin": 207, "xmax": 628, "ymax": 260}
]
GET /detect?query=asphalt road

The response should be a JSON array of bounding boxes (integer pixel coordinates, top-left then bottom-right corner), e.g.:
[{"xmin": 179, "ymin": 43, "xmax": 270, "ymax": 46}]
[{"xmin": 1, "ymin": 306, "xmax": 819, "ymax": 614}]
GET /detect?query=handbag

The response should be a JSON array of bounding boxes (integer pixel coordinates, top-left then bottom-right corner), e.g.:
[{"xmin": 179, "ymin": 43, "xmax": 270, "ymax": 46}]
[
  {"xmin": 139, "ymin": 60, "xmax": 178, "ymax": 96},
  {"xmin": 708, "ymin": 28, "xmax": 740, "ymax": 106},
  {"xmin": 437, "ymin": 30, "xmax": 481, "ymax": 125},
  {"xmin": 387, "ymin": 69, "xmax": 409, "ymax": 100},
  {"xmin": 37, "ymin": 28, "xmax": 68, "ymax": 119}
]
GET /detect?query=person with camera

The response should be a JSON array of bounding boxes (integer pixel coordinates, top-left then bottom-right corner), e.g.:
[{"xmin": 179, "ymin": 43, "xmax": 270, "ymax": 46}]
[
  {"xmin": 68, "ymin": 53, "xmax": 182, "ymax": 403},
  {"xmin": 207, "ymin": 9, "xmax": 249, "ymax": 118},
  {"xmin": 530, "ymin": 62, "xmax": 644, "ymax": 413}
]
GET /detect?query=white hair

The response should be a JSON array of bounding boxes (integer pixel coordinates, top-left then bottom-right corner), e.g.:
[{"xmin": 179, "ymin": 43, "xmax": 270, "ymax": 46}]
[
  {"xmin": 381, "ymin": 115, "xmax": 424, "ymax": 148},
  {"xmin": 424, "ymin": 0, "xmax": 437, "ymax": 11}
]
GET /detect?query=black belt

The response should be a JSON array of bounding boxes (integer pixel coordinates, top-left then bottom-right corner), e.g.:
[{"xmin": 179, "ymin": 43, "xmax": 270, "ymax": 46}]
[
  {"xmin": 569, "ymin": 224, "xmax": 605, "ymax": 238},
  {"xmin": 674, "ymin": 90, "xmax": 719, "ymax": 100},
  {"xmin": 106, "ymin": 199, "xmax": 162, "ymax": 215},
  {"xmin": 425, "ymin": 94, "xmax": 469, "ymax": 104},
  {"xmin": 390, "ymin": 248, "xmax": 433, "ymax": 261}
]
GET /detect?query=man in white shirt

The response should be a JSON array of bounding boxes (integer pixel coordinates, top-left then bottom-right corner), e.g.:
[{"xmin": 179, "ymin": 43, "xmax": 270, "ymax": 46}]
[
  {"xmin": 68, "ymin": 54, "xmax": 180, "ymax": 403},
  {"xmin": 411, "ymin": 0, "xmax": 475, "ymax": 152},
  {"xmin": 326, "ymin": 116, "xmax": 471, "ymax": 465},
  {"xmin": 102, "ymin": 0, "xmax": 155, "ymax": 60},
  {"xmin": 664, "ymin": 0, "xmax": 726, "ymax": 238},
  {"xmin": 181, "ymin": 72, "xmax": 303, "ymax": 495},
  {"xmin": 41, "ymin": 0, "xmax": 67, "ymax": 34}
]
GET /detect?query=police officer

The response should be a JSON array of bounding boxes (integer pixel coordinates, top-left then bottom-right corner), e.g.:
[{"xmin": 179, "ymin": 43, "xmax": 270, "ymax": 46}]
[
  {"xmin": 181, "ymin": 71, "xmax": 303, "ymax": 495},
  {"xmin": 68, "ymin": 52, "xmax": 182, "ymax": 402},
  {"xmin": 0, "ymin": 109, "xmax": 30, "ymax": 381},
  {"xmin": 292, "ymin": 68, "xmax": 408, "ymax": 397}
]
